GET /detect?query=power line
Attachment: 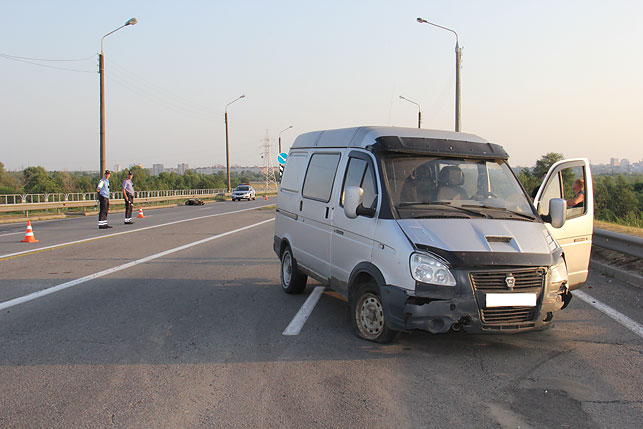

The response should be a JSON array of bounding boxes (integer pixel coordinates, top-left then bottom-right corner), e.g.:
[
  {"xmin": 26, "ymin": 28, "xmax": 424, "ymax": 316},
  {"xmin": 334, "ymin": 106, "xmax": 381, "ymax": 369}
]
[
  {"xmin": 0, "ymin": 54, "xmax": 94, "ymax": 73},
  {"xmin": 0, "ymin": 53, "xmax": 94, "ymax": 62},
  {"xmin": 107, "ymin": 57, "xmax": 213, "ymax": 112},
  {"xmin": 107, "ymin": 72, "xmax": 211, "ymax": 120}
]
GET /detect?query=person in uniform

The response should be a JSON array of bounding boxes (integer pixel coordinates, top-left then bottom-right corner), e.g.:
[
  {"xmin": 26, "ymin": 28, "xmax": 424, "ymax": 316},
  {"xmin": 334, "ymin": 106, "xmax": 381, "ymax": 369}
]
[
  {"xmin": 122, "ymin": 170, "xmax": 135, "ymax": 224},
  {"xmin": 96, "ymin": 170, "xmax": 112, "ymax": 229}
]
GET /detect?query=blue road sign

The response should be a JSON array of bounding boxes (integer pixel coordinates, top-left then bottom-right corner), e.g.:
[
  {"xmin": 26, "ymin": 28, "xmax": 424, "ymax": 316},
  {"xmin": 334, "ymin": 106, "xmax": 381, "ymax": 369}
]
[{"xmin": 278, "ymin": 152, "xmax": 288, "ymax": 165}]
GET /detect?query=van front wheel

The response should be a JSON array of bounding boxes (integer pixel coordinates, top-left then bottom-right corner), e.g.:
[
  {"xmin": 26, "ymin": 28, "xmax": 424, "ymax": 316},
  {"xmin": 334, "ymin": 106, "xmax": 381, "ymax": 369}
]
[
  {"xmin": 351, "ymin": 282, "xmax": 396, "ymax": 343},
  {"xmin": 281, "ymin": 246, "xmax": 307, "ymax": 294}
]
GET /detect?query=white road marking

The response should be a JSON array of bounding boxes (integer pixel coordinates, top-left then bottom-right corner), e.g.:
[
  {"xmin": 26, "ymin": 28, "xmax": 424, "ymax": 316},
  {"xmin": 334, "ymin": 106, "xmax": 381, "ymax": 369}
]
[
  {"xmin": 575, "ymin": 290, "xmax": 643, "ymax": 339},
  {"xmin": 0, "ymin": 203, "xmax": 274, "ymax": 260},
  {"xmin": 0, "ymin": 231, "xmax": 25, "ymax": 237},
  {"xmin": 283, "ymin": 286, "xmax": 326, "ymax": 336},
  {"xmin": 0, "ymin": 218, "xmax": 274, "ymax": 312}
]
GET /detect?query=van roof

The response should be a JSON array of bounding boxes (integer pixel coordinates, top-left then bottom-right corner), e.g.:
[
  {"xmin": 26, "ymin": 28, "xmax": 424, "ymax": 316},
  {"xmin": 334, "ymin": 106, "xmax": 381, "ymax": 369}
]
[{"xmin": 290, "ymin": 126, "xmax": 508, "ymax": 159}]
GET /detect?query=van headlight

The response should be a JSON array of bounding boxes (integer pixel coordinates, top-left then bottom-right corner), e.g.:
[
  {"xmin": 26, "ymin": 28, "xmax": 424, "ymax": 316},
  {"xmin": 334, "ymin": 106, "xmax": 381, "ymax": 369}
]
[
  {"xmin": 410, "ymin": 253, "xmax": 456, "ymax": 286},
  {"xmin": 549, "ymin": 258, "xmax": 568, "ymax": 286}
]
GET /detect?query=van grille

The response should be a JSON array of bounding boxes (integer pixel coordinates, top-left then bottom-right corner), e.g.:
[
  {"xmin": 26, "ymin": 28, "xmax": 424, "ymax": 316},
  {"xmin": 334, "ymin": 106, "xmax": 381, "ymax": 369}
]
[
  {"xmin": 480, "ymin": 307, "xmax": 536, "ymax": 324},
  {"xmin": 470, "ymin": 268, "xmax": 545, "ymax": 291}
]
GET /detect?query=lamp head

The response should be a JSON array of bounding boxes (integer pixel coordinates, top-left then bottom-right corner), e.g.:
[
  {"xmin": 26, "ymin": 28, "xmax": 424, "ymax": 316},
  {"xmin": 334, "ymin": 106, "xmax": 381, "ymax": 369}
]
[
  {"xmin": 240, "ymin": 95, "xmax": 246, "ymax": 99},
  {"xmin": 417, "ymin": 17, "xmax": 427, "ymax": 23},
  {"xmin": 125, "ymin": 18, "xmax": 138, "ymax": 26}
]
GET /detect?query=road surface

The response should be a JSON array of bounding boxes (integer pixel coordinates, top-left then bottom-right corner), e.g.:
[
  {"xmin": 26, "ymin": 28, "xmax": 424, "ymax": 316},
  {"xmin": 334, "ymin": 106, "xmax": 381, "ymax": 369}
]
[{"xmin": 0, "ymin": 199, "xmax": 641, "ymax": 428}]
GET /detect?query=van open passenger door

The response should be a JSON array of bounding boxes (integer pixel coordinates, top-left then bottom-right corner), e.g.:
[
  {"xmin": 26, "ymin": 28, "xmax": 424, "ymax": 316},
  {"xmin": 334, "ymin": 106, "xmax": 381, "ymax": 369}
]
[{"xmin": 534, "ymin": 159, "xmax": 593, "ymax": 289}]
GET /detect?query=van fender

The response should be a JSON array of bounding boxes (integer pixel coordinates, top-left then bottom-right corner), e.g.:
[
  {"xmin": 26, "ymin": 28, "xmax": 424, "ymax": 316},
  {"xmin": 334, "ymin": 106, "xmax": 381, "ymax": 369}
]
[{"xmin": 347, "ymin": 262, "xmax": 408, "ymax": 332}]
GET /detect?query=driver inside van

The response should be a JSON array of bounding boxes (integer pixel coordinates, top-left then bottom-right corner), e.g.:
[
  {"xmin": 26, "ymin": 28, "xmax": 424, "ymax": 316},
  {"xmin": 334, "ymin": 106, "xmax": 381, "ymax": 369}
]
[
  {"xmin": 436, "ymin": 165, "xmax": 468, "ymax": 201},
  {"xmin": 566, "ymin": 178, "xmax": 585, "ymax": 208},
  {"xmin": 400, "ymin": 163, "xmax": 435, "ymax": 203}
]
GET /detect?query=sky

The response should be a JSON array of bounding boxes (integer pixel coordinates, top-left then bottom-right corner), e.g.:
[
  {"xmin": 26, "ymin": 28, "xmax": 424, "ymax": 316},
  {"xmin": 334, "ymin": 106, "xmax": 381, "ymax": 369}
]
[{"xmin": 1, "ymin": 0, "xmax": 642, "ymax": 172}]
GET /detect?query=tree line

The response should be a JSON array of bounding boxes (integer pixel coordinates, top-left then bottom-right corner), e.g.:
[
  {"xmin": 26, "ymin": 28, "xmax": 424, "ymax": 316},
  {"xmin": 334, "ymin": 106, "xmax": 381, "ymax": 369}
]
[
  {"xmin": 2, "ymin": 158, "xmax": 641, "ymax": 227},
  {"xmin": 0, "ymin": 162, "xmax": 264, "ymax": 195}
]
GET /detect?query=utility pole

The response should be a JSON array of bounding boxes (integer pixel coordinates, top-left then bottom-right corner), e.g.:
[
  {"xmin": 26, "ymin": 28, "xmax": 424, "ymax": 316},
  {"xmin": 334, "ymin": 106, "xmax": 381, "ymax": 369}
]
[
  {"xmin": 278, "ymin": 125, "xmax": 293, "ymax": 154},
  {"xmin": 455, "ymin": 41, "xmax": 462, "ymax": 132},
  {"xmin": 417, "ymin": 17, "xmax": 462, "ymax": 132},
  {"xmin": 99, "ymin": 18, "xmax": 137, "ymax": 174},
  {"xmin": 224, "ymin": 95, "xmax": 246, "ymax": 192}
]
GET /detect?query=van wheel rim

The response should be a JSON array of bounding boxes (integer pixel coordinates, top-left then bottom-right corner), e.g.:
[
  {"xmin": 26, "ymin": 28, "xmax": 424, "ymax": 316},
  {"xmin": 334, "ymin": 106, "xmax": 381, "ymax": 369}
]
[
  {"xmin": 282, "ymin": 252, "xmax": 292, "ymax": 286},
  {"xmin": 358, "ymin": 293, "xmax": 384, "ymax": 337}
]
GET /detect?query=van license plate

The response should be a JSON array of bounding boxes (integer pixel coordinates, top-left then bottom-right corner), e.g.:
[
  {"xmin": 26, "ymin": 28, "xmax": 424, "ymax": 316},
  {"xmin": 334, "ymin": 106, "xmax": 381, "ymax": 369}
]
[{"xmin": 486, "ymin": 293, "xmax": 536, "ymax": 308}]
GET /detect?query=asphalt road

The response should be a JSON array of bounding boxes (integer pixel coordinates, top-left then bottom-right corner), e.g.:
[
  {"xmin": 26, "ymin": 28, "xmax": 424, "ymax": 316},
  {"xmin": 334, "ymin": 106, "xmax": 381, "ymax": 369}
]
[{"xmin": 0, "ymin": 199, "xmax": 641, "ymax": 428}]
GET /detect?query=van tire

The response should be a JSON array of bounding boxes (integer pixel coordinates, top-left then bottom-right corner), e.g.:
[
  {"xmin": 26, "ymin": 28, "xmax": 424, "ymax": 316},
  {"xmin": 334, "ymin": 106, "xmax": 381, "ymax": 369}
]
[
  {"xmin": 280, "ymin": 246, "xmax": 307, "ymax": 294},
  {"xmin": 351, "ymin": 282, "xmax": 396, "ymax": 343}
]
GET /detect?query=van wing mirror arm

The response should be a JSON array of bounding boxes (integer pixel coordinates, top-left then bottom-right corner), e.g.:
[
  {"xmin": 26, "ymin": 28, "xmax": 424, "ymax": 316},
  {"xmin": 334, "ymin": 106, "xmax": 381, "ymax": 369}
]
[{"xmin": 356, "ymin": 204, "xmax": 375, "ymax": 218}]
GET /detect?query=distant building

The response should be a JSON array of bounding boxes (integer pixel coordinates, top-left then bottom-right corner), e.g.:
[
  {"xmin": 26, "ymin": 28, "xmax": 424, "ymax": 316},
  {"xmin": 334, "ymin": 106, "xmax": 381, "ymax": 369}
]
[
  {"xmin": 177, "ymin": 163, "xmax": 189, "ymax": 175},
  {"xmin": 152, "ymin": 164, "xmax": 164, "ymax": 176},
  {"xmin": 610, "ymin": 158, "xmax": 620, "ymax": 167},
  {"xmin": 113, "ymin": 164, "xmax": 121, "ymax": 173}
]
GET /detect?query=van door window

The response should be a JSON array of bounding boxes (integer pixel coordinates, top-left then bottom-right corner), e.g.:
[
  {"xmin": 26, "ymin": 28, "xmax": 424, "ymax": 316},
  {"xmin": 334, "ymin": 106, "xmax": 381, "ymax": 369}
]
[
  {"xmin": 562, "ymin": 165, "xmax": 587, "ymax": 219},
  {"xmin": 539, "ymin": 172, "xmax": 562, "ymax": 217},
  {"xmin": 340, "ymin": 157, "xmax": 378, "ymax": 208},
  {"xmin": 280, "ymin": 153, "xmax": 308, "ymax": 192},
  {"xmin": 302, "ymin": 153, "xmax": 341, "ymax": 202}
]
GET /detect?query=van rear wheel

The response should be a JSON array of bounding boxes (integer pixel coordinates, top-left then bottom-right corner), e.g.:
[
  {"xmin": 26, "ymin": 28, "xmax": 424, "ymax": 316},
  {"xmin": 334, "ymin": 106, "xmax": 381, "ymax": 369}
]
[
  {"xmin": 281, "ymin": 246, "xmax": 307, "ymax": 294},
  {"xmin": 351, "ymin": 282, "xmax": 396, "ymax": 343}
]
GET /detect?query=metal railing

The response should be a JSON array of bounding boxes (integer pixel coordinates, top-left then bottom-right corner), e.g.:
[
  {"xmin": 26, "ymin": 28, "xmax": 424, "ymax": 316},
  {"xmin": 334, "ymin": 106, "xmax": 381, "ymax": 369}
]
[
  {"xmin": 0, "ymin": 186, "xmax": 278, "ymax": 215},
  {"xmin": 592, "ymin": 228, "xmax": 643, "ymax": 259},
  {"xmin": 0, "ymin": 189, "xmax": 228, "ymax": 205}
]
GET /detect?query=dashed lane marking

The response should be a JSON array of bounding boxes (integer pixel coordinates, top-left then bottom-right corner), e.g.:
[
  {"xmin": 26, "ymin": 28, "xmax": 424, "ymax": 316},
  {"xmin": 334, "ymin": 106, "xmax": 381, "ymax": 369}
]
[
  {"xmin": 0, "ymin": 218, "xmax": 274, "ymax": 312},
  {"xmin": 0, "ymin": 204, "xmax": 275, "ymax": 261},
  {"xmin": 575, "ymin": 290, "xmax": 643, "ymax": 339},
  {"xmin": 283, "ymin": 286, "xmax": 326, "ymax": 336}
]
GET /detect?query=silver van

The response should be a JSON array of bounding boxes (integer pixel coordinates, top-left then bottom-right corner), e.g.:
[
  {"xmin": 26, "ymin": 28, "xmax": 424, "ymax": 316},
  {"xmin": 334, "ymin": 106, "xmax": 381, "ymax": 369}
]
[{"xmin": 274, "ymin": 127, "xmax": 593, "ymax": 342}]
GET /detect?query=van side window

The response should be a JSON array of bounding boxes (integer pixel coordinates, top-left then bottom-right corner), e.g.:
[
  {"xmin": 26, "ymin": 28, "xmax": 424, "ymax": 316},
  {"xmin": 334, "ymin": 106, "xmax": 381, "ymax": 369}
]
[
  {"xmin": 302, "ymin": 153, "xmax": 341, "ymax": 202},
  {"xmin": 280, "ymin": 153, "xmax": 308, "ymax": 192},
  {"xmin": 539, "ymin": 172, "xmax": 562, "ymax": 216},
  {"xmin": 340, "ymin": 157, "xmax": 377, "ymax": 208},
  {"xmin": 562, "ymin": 165, "xmax": 587, "ymax": 219}
]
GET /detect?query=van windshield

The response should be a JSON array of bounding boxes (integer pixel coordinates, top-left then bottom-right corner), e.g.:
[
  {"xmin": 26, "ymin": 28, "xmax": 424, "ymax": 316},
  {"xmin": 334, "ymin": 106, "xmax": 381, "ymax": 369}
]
[{"xmin": 382, "ymin": 155, "xmax": 536, "ymax": 220}]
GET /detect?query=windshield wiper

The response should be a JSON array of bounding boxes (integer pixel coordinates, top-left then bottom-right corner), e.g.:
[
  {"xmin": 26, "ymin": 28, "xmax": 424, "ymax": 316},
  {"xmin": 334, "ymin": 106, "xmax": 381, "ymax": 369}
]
[
  {"xmin": 398, "ymin": 202, "xmax": 488, "ymax": 218},
  {"xmin": 462, "ymin": 204, "xmax": 537, "ymax": 220}
]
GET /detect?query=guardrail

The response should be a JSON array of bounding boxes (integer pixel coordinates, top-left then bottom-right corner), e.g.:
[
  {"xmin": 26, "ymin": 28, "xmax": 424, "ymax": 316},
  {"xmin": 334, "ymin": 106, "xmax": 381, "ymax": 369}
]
[
  {"xmin": 0, "ymin": 186, "xmax": 278, "ymax": 216},
  {"xmin": 592, "ymin": 228, "xmax": 643, "ymax": 259}
]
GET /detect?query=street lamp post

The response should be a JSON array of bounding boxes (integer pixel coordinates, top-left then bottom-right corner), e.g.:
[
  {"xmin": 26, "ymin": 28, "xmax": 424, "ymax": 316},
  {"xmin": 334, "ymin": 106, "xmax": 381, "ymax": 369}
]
[
  {"xmin": 99, "ymin": 17, "xmax": 137, "ymax": 174},
  {"xmin": 399, "ymin": 96, "xmax": 422, "ymax": 128},
  {"xmin": 224, "ymin": 95, "xmax": 246, "ymax": 193},
  {"xmin": 278, "ymin": 125, "xmax": 293, "ymax": 154},
  {"xmin": 417, "ymin": 17, "xmax": 461, "ymax": 132}
]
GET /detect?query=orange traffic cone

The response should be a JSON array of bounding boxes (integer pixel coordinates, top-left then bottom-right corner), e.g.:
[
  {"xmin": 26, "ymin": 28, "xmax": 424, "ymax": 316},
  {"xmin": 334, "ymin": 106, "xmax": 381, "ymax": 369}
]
[
  {"xmin": 21, "ymin": 220, "xmax": 39, "ymax": 243},
  {"xmin": 264, "ymin": 194, "xmax": 268, "ymax": 200},
  {"xmin": 137, "ymin": 207, "xmax": 145, "ymax": 218}
]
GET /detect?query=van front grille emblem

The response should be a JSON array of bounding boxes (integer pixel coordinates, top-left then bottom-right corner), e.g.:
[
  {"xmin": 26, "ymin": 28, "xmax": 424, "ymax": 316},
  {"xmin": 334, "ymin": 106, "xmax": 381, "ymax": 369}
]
[{"xmin": 505, "ymin": 275, "xmax": 516, "ymax": 290}]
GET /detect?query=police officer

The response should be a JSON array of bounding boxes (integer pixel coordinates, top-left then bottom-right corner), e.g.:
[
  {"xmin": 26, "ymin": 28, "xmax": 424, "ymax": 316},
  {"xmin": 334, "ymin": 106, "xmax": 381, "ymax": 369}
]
[
  {"xmin": 96, "ymin": 170, "xmax": 112, "ymax": 229},
  {"xmin": 122, "ymin": 170, "xmax": 135, "ymax": 224}
]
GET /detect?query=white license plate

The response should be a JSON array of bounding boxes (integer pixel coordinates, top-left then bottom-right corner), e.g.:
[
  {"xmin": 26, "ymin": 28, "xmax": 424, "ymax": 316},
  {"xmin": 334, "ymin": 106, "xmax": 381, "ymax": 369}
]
[{"xmin": 486, "ymin": 293, "xmax": 536, "ymax": 308}]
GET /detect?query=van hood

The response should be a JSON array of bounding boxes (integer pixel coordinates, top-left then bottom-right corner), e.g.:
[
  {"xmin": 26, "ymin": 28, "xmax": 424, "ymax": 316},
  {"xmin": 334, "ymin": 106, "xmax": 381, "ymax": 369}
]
[{"xmin": 397, "ymin": 218, "xmax": 557, "ymax": 266}]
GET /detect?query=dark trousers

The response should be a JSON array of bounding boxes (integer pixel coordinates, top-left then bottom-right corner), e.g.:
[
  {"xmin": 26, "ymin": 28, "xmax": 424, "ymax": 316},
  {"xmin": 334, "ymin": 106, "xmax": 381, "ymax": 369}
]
[
  {"xmin": 124, "ymin": 194, "xmax": 134, "ymax": 220},
  {"xmin": 98, "ymin": 195, "xmax": 109, "ymax": 225}
]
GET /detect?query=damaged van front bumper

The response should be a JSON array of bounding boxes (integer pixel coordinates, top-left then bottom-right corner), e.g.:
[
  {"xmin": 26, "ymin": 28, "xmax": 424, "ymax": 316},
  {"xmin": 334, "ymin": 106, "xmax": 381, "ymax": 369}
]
[{"xmin": 381, "ymin": 270, "xmax": 570, "ymax": 335}]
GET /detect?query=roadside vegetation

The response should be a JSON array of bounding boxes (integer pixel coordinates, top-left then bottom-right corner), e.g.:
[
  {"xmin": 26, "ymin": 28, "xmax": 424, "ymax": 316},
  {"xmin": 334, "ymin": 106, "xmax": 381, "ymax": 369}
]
[
  {"xmin": 0, "ymin": 162, "xmax": 264, "ymax": 194},
  {"xmin": 2, "ymin": 157, "xmax": 641, "ymax": 228}
]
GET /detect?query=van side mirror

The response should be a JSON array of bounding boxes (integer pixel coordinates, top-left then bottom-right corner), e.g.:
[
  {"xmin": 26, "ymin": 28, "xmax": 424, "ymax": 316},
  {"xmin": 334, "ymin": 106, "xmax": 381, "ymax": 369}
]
[
  {"xmin": 344, "ymin": 186, "xmax": 363, "ymax": 219},
  {"xmin": 548, "ymin": 198, "xmax": 566, "ymax": 228},
  {"xmin": 344, "ymin": 186, "xmax": 375, "ymax": 219}
]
